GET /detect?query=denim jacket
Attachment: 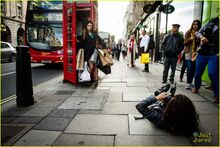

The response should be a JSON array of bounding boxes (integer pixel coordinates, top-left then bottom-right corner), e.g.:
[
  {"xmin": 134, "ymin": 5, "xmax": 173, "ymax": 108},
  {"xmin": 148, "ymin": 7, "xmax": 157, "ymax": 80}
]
[{"xmin": 136, "ymin": 95, "xmax": 166, "ymax": 128}]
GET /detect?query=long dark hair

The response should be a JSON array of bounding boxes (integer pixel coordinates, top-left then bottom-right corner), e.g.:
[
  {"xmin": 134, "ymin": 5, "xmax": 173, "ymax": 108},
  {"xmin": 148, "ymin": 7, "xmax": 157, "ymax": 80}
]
[
  {"xmin": 163, "ymin": 94, "xmax": 199, "ymax": 135},
  {"xmin": 188, "ymin": 20, "xmax": 201, "ymax": 33},
  {"xmin": 83, "ymin": 20, "xmax": 95, "ymax": 40}
]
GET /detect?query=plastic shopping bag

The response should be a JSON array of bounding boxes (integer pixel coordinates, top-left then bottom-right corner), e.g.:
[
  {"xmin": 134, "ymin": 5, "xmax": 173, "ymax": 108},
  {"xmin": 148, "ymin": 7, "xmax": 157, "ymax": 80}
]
[
  {"xmin": 141, "ymin": 53, "xmax": 149, "ymax": 64},
  {"xmin": 78, "ymin": 62, "xmax": 91, "ymax": 83}
]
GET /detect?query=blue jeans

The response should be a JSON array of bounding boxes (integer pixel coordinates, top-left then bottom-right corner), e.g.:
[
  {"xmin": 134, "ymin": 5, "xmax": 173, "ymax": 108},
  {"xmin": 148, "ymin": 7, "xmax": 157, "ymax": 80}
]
[
  {"xmin": 185, "ymin": 60, "xmax": 196, "ymax": 84},
  {"xmin": 194, "ymin": 54, "xmax": 219, "ymax": 97}
]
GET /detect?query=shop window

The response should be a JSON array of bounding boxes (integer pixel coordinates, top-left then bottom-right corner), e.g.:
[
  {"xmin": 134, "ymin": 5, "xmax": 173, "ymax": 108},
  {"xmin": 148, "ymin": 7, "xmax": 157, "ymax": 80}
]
[
  {"xmin": 1, "ymin": 1, "xmax": 6, "ymax": 15},
  {"xmin": 17, "ymin": 1, "xmax": 22, "ymax": 19}
]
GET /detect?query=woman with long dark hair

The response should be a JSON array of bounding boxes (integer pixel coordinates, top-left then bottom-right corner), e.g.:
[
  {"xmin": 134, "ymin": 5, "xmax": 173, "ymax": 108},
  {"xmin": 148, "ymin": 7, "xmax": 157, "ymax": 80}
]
[
  {"xmin": 136, "ymin": 92, "xmax": 199, "ymax": 135},
  {"xmin": 81, "ymin": 21, "xmax": 102, "ymax": 85},
  {"xmin": 184, "ymin": 20, "xmax": 201, "ymax": 89}
]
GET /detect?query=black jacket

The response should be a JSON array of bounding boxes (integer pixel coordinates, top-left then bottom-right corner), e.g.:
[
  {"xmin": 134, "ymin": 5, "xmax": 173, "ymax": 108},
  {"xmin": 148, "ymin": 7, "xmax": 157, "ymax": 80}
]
[
  {"xmin": 161, "ymin": 33, "xmax": 184, "ymax": 57},
  {"xmin": 197, "ymin": 18, "xmax": 219, "ymax": 56},
  {"xmin": 81, "ymin": 32, "xmax": 103, "ymax": 61},
  {"xmin": 136, "ymin": 96, "xmax": 165, "ymax": 128}
]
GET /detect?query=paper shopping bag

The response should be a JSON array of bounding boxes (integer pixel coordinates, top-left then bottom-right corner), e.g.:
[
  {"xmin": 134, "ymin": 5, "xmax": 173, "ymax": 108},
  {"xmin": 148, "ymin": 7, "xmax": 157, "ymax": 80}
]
[
  {"xmin": 98, "ymin": 49, "xmax": 113, "ymax": 66},
  {"xmin": 76, "ymin": 49, "xmax": 84, "ymax": 70}
]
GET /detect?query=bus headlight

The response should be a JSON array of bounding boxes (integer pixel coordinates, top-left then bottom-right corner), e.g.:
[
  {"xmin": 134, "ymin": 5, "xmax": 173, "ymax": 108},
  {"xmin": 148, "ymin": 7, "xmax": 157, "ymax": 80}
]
[{"xmin": 57, "ymin": 50, "xmax": 63, "ymax": 55}]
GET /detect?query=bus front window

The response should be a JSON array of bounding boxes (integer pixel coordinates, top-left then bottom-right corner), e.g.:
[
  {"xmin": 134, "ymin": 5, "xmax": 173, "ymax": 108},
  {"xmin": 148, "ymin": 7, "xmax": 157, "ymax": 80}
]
[
  {"xmin": 27, "ymin": 25, "xmax": 62, "ymax": 51},
  {"xmin": 28, "ymin": 1, "xmax": 62, "ymax": 10}
]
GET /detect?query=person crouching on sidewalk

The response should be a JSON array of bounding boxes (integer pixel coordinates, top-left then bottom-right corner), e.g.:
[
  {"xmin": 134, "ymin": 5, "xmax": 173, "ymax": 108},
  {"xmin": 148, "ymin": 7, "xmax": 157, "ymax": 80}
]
[{"xmin": 136, "ymin": 92, "xmax": 199, "ymax": 136}]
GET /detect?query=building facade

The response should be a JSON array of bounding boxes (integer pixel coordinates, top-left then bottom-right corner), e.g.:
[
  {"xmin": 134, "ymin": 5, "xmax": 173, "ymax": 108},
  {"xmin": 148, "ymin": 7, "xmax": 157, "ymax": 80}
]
[{"xmin": 1, "ymin": 1, "xmax": 27, "ymax": 46}]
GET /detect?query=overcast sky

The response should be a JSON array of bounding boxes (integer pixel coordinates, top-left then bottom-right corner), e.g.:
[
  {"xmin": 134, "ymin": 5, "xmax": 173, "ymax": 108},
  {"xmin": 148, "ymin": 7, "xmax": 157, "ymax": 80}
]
[{"xmin": 98, "ymin": 1, "xmax": 129, "ymax": 42}]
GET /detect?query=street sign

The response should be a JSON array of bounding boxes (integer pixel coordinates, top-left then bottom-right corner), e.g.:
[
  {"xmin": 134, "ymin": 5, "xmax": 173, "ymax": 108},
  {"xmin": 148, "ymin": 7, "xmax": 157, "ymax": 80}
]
[
  {"xmin": 159, "ymin": 4, "xmax": 175, "ymax": 14},
  {"xmin": 143, "ymin": 4, "xmax": 157, "ymax": 14}
]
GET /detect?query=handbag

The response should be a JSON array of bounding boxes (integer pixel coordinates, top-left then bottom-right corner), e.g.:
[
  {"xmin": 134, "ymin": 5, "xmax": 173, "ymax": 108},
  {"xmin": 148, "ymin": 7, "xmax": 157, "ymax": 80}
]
[
  {"xmin": 98, "ymin": 49, "xmax": 114, "ymax": 66},
  {"xmin": 89, "ymin": 49, "xmax": 98, "ymax": 64},
  {"xmin": 96, "ymin": 56, "xmax": 111, "ymax": 75},
  {"xmin": 141, "ymin": 53, "xmax": 149, "ymax": 64},
  {"xmin": 78, "ymin": 62, "xmax": 91, "ymax": 83},
  {"xmin": 76, "ymin": 49, "xmax": 84, "ymax": 70}
]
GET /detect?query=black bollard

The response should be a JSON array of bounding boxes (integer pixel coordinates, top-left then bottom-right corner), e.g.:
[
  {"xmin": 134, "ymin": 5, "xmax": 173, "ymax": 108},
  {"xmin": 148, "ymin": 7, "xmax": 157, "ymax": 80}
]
[{"xmin": 16, "ymin": 45, "xmax": 34, "ymax": 107}]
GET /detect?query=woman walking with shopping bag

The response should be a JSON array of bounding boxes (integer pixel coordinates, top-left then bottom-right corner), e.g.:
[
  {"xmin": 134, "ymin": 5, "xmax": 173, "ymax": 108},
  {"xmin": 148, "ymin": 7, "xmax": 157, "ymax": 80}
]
[{"xmin": 81, "ymin": 21, "xmax": 103, "ymax": 86}]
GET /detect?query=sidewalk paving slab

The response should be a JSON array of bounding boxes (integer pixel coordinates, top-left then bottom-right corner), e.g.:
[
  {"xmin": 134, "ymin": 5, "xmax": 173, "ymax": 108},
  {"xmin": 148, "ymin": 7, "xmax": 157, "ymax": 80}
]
[
  {"xmin": 115, "ymin": 135, "xmax": 192, "ymax": 146},
  {"xmin": 98, "ymin": 83, "xmax": 126, "ymax": 87},
  {"xmin": 48, "ymin": 109, "xmax": 78, "ymax": 118},
  {"xmin": 129, "ymin": 114, "xmax": 171, "ymax": 136},
  {"xmin": 2, "ymin": 124, "xmax": 34, "ymax": 146},
  {"xmin": 102, "ymin": 102, "xmax": 139, "ymax": 115},
  {"xmin": 20, "ymin": 106, "xmax": 55, "ymax": 117},
  {"xmin": 13, "ymin": 130, "xmax": 61, "ymax": 146},
  {"xmin": 127, "ymin": 81, "xmax": 156, "ymax": 87},
  {"xmin": 107, "ymin": 91, "xmax": 123, "ymax": 102},
  {"xmin": 33, "ymin": 117, "xmax": 73, "ymax": 131},
  {"xmin": 123, "ymin": 87, "xmax": 150, "ymax": 93},
  {"xmin": 64, "ymin": 114, "xmax": 128, "ymax": 135},
  {"xmin": 53, "ymin": 134, "xmax": 115, "ymax": 146},
  {"xmin": 123, "ymin": 92, "xmax": 152, "ymax": 102},
  {"xmin": 11, "ymin": 116, "xmax": 44, "ymax": 124},
  {"xmin": 193, "ymin": 102, "xmax": 218, "ymax": 115},
  {"xmin": 58, "ymin": 96, "xmax": 105, "ymax": 110},
  {"xmin": 1, "ymin": 116, "xmax": 17, "ymax": 124},
  {"xmin": 199, "ymin": 115, "xmax": 219, "ymax": 135}
]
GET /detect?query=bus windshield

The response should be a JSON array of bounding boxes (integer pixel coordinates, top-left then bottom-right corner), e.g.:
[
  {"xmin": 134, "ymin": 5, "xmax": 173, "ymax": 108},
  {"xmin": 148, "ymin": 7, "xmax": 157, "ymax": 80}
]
[
  {"xmin": 28, "ymin": 0, "xmax": 62, "ymax": 10},
  {"xmin": 26, "ymin": 1, "xmax": 63, "ymax": 51}
]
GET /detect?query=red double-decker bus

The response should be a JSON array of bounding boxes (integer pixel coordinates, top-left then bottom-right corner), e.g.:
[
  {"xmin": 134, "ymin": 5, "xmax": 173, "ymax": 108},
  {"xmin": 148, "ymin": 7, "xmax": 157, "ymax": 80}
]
[
  {"xmin": 25, "ymin": 1, "xmax": 63, "ymax": 64},
  {"xmin": 25, "ymin": 0, "xmax": 98, "ymax": 65}
]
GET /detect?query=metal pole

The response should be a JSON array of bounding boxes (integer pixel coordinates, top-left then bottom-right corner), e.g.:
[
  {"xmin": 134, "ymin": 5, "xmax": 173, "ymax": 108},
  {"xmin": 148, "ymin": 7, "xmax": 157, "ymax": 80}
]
[
  {"xmin": 165, "ymin": 5, "xmax": 168, "ymax": 34},
  {"xmin": 16, "ymin": 45, "xmax": 34, "ymax": 107},
  {"xmin": 155, "ymin": 11, "xmax": 160, "ymax": 62}
]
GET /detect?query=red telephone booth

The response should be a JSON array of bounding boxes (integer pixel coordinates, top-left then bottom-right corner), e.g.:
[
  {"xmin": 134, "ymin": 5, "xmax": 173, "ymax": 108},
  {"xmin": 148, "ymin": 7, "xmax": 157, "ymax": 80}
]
[{"xmin": 63, "ymin": 0, "xmax": 98, "ymax": 84}]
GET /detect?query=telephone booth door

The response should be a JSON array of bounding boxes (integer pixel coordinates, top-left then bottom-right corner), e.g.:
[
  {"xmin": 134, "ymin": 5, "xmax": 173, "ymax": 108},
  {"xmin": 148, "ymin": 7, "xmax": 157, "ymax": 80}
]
[{"xmin": 63, "ymin": 1, "xmax": 77, "ymax": 84}]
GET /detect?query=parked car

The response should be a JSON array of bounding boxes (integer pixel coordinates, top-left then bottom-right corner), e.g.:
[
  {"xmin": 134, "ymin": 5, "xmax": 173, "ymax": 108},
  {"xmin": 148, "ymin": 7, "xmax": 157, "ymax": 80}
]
[{"xmin": 1, "ymin": 41, "xmax": 16, "ymax": 62}]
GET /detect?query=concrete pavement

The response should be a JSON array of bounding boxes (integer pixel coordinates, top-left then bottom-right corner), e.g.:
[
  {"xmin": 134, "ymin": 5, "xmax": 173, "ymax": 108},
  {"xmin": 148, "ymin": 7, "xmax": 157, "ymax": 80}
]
[{"xmin": 1, "ymin": 57, "xmax": 219, "ymax": 146}]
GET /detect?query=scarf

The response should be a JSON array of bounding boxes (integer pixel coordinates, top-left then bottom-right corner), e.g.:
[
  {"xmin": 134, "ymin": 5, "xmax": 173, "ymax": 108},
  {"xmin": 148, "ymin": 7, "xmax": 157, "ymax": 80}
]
[
  {"xmin": 129, "ymin": 40, "xmax": 134, "ymax": 52},
  {"xmin": 191, "ymin": 31, "xmax": 196, "ymax": 53}
]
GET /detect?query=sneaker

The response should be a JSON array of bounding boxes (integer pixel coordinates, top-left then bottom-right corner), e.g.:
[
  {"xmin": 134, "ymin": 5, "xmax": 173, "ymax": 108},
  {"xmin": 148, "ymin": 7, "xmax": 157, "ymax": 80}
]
[
  {"xmin": 154, "ymin": 83, "xmax": 170, "ymax": 96},
  {"xmin": 185, "ymin": 84, "xmax": 191, "ymax": 89},
  {"xmin": 192, "ymin": 88, "xmax": 199, "ymax": 93},
  {"xmin": 205, "ymin": 85, "xmax": 214, "ymax": 90}
]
